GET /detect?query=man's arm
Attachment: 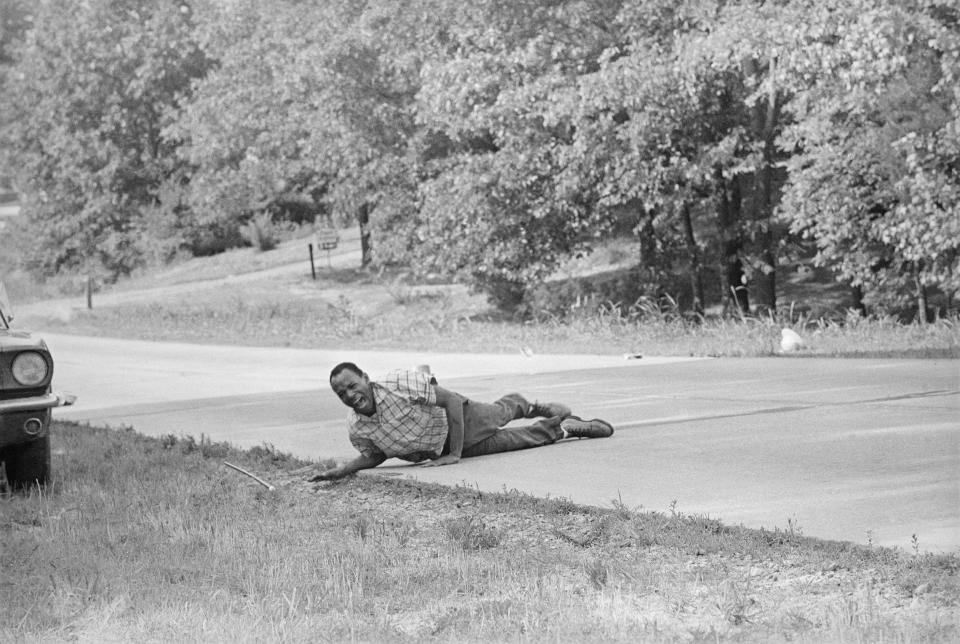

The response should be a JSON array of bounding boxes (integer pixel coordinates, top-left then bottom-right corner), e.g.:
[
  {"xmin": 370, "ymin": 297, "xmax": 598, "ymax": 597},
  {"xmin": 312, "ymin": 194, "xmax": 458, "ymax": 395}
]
[
  {"xmin": 308, "ymin": 452, "xmax": 387, "ymax": 481},
  {"xmin": 421, "ymin": 385, "xmax": 465, "ymax": 467}
]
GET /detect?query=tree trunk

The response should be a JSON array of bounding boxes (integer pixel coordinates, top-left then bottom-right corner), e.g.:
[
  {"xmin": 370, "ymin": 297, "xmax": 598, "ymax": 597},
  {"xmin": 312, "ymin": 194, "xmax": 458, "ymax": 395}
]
[
  {"xmin": 638, "ymin": 205, "xmax": 657, "ymax": 269},
  {"xmin": 358, "ymin": 203, "xmax": 372, "ymax": 267},
  {"xmin": 681, "ymin": 202, "xmax": 705, "ymax": 317},
  {"xmin": 748, "ymin": 56, "xmax": 781, "ymax": 314},
  {"xmin": 631, "ymin": 205, "xmax": 661, "ymax": 305},
  {"xmin": 715, "ymin": 165, "xmax": 749, "ymax": 314},
  {"xmin": 916, "ymin": 271, "xmax": 930, "ymax": 324},
  {"xmin": 851, "ymin": 283, "xmax": 867, "ymax": 316}
]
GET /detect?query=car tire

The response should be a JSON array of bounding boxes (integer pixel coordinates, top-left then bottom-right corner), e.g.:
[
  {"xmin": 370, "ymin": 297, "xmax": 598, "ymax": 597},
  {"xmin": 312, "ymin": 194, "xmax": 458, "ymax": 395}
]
[{"xmin": 2, "ymin": 436, "xmax": 51, "ymax": 491}]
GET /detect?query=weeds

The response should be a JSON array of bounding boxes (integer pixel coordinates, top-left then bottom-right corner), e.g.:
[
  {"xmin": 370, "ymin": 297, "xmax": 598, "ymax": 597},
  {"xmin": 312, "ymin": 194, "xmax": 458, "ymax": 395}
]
[
  {"xmin": 239, "ymin": 212, "xmax": 279, "ymax": 251},
  {"xmin": 717, "ymin": 574, "xmax": 761, "ymax": 625},
  {"xmin": 177, "ymin": 434, "xmax": 232, "ymax": 459},
  {"xmin": 585, "ymin": 556, "xmax": 610, "ymax": 589},
  {"xmin": 383, "ymin": 273, "xmax": 419, "ymax": 305},
  {"xmin": 442, "ymin": 515, "xmax": 503, "ymax": 551}
]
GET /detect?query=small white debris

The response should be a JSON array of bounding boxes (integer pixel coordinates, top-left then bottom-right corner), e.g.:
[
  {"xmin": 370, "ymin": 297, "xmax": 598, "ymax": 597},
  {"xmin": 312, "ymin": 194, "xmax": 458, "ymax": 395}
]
[
  {"xmin": 780, "ymin": 328, "xmax": 805, "ymax": 352},
  {"xmin": 520, "ymin": 346, "xmax": 534, "ymax": 357}
]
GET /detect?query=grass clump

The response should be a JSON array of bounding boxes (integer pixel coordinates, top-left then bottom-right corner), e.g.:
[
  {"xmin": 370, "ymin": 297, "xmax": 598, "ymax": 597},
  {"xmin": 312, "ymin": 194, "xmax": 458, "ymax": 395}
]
[
  {"xmin": 1, "ymin": 423, "xmax": 957, "ymax": 643},
  {"xmin": 442, "ymin": 515, "xmax": 503, "ymax": 551},
  {"xmin": 239, "ymin": 212, "xmax": 280, "ymax": 252}
]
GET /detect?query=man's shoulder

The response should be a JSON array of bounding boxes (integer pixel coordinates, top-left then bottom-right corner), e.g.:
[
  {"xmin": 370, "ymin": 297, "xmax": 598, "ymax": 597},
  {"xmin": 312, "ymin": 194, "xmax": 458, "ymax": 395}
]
[
  {"xmin": 379, "ymin": 369, "xmax": 430, "ymax": 389},
  {"xmin": 377, "ymin": 369, "xmax": 408, "ymax": 383},
  {"xmin": 376, "ymin": 369, "xmax": 437, "ymax": 405}
]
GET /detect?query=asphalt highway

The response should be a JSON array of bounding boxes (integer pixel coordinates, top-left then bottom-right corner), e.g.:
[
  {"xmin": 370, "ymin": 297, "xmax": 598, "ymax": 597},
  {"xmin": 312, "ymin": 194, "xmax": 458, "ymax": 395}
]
[{"xmin": 46, "ymin": 334, "xmax": 959, "ymax": 553}]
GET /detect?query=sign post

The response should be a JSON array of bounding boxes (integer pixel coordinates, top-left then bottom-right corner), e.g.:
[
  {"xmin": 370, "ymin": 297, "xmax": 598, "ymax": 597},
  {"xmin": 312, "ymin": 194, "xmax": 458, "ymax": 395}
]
[{"xmin": 314, "ymin": 228, "xmax": 340, "ymax": 268}]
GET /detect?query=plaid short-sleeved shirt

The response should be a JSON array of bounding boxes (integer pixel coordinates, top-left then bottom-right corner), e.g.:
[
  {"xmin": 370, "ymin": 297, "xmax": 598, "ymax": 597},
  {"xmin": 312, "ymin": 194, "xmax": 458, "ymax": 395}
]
[{"xmin": 347, "ymin": 370, "xmax": 449, "ymax": 462}]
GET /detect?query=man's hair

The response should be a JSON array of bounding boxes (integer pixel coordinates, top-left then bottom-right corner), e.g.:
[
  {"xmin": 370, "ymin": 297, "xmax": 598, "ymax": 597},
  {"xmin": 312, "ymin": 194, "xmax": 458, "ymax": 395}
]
[{"xmin": 330, "ymin": 361, "xmax": 363, "ymax": 383}]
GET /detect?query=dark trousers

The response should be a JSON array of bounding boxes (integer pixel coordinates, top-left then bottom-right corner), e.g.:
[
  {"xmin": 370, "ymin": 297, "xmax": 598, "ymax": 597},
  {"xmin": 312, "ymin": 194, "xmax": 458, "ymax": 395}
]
[{"xmin": 443, "ymin": 393, "xmax": 564, "ymax": 458}]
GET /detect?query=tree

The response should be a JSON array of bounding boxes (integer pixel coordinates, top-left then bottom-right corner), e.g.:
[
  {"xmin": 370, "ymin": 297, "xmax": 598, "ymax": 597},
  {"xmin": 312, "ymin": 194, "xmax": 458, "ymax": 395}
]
[
  {"xmin": 652, "ymin": 0, "xmax": 798, "ymax": 315},
  {"xmin": 378, "ymin": 0, "xmax": 627, "ymax": 305},
  {"xmin": 0, "ymin": 0, "xmax": 211, "ymax": 277},
  {"xmin": 550, "ymin": 0, "xmax": 781, "ymax": 316},
  {"xmin": 164, "ymin": 0, "xmax": 348, "ymax": 255},
  {"xmin": 170, "ymin": 0, "xmax": 431, "ymax": 266},
  {"xmin": 402, "ymin": 0, "xmax": 796, "ymax": 316},
  {"xmin": 3, "ymin": 0, "xmax": 954, "ymax": 325},
  {"xmin": 0, "ymin": 0, "xmax": 31, "ymax": 67},
  {"xmin": 778, "ymin": 0, "xmax": 960, "ymax": 318}
]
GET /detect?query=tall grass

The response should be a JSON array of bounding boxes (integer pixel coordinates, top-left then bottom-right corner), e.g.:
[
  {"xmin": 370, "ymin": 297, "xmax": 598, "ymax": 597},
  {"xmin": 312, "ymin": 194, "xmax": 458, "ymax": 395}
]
[
  {"xmin": 239, "ymin": 212, "xmax": 280, "ymax": 252},
  {"xmin": 2, "ymin": 424, "xmax": 958, "ymax": 642},
  {"xmin": 27, "ymin": 286, "xmax": 960, "ymax": 359}
]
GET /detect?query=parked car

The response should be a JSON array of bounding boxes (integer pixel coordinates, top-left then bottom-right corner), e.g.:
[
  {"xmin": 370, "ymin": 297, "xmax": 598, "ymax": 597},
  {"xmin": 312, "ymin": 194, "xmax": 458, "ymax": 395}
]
[{"xmin": 0, "ymin": 281, "xmax": 75, "ymax": 490}]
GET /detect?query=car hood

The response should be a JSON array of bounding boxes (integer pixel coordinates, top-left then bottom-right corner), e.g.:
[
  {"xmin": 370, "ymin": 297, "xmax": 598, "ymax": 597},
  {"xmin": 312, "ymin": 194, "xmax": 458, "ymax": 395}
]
[{"xmin": 0, "ymin": 329, "xmax": 49, "ymax": 352}]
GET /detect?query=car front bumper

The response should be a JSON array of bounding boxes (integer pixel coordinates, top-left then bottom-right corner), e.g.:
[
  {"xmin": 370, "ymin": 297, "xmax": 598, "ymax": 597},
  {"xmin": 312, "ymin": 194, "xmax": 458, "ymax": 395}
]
[
  {"xmin": 0, "ymin": 393, "xmax": 75, "ymax": 445},
  {"xmin": 0, "ymin": 392, "xmax": 76, "ymax": 414}
]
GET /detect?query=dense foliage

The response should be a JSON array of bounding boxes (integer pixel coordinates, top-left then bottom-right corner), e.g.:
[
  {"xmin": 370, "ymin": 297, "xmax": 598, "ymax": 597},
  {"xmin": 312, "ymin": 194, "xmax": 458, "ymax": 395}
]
[
  {"xmin": 0, "ymin": 0, "xmax": 211, "ymax": 276},
  {"xmin": 0, "ymin": 0, "xmax": 956, "ymax": 318}
]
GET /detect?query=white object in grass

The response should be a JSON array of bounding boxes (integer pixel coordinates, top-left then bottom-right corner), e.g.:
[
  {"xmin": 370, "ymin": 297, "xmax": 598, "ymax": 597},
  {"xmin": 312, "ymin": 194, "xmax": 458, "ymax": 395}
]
[{"xmin": 780, "ymin": 328, "xmax": 805, "ymax": 352}]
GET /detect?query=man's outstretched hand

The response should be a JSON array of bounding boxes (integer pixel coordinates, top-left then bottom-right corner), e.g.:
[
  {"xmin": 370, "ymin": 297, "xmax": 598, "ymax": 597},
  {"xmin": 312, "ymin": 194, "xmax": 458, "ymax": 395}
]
[
  {"xmin": 308, "ymin": 467, "xmax": 346, "ymax": 482},
  {"xmin": 421, "ymin": 454, "xmax": 461, "ymax": 468},
  {"xmin": 307, "ymin": 454, "xmax": 386, "ymax": 482}
]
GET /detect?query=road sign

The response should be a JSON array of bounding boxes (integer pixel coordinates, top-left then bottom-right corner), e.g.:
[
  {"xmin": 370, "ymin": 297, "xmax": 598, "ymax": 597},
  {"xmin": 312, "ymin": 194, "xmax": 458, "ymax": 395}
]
[{"xmin": 315, "ymin": 228, "xmax": 339, "ymax": 251}]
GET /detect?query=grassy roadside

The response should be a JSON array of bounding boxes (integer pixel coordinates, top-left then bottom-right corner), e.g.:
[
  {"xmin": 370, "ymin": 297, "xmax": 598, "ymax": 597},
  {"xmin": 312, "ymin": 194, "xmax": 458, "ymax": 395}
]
[
  {"xmin": 1, "ymin": 205, "xmax": 955, "ymax": 359},
  {"xmin": 2, "ymin": 423, "xmax": 957, "ymax": 643},
  {"xmin": 17, "ymin": 271, "xmax": 960, "ymax": 359},
  {"xmin": 3, "ymin": 223, "xmax": 956, "ymax": 358}
]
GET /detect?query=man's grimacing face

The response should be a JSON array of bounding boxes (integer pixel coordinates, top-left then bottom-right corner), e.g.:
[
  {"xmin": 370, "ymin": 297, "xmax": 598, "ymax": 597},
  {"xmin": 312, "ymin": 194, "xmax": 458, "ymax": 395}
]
[{"xmin": 330, "ymin": 368, "xmax": 376, "ymax": 416}]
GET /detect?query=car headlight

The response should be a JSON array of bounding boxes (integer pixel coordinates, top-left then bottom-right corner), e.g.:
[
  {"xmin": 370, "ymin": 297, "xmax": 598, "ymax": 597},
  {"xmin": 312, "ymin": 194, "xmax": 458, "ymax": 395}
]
[{"xmin": 12, "ymin": 351, "xmax": 49, "ymax": 386}]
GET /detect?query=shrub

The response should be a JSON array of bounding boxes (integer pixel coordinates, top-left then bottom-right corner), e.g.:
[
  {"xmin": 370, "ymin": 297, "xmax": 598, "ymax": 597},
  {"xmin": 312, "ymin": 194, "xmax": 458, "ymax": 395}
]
[{"xmin": 239, "ymin": 212, "xmax": 278, "ymax": 251}]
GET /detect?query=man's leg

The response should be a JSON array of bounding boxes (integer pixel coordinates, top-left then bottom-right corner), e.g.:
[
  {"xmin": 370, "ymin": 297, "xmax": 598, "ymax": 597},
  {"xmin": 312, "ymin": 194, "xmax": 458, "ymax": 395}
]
[{"xmin": 458, "ymin": 394, "xmax": 566, "ymax": 458}]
